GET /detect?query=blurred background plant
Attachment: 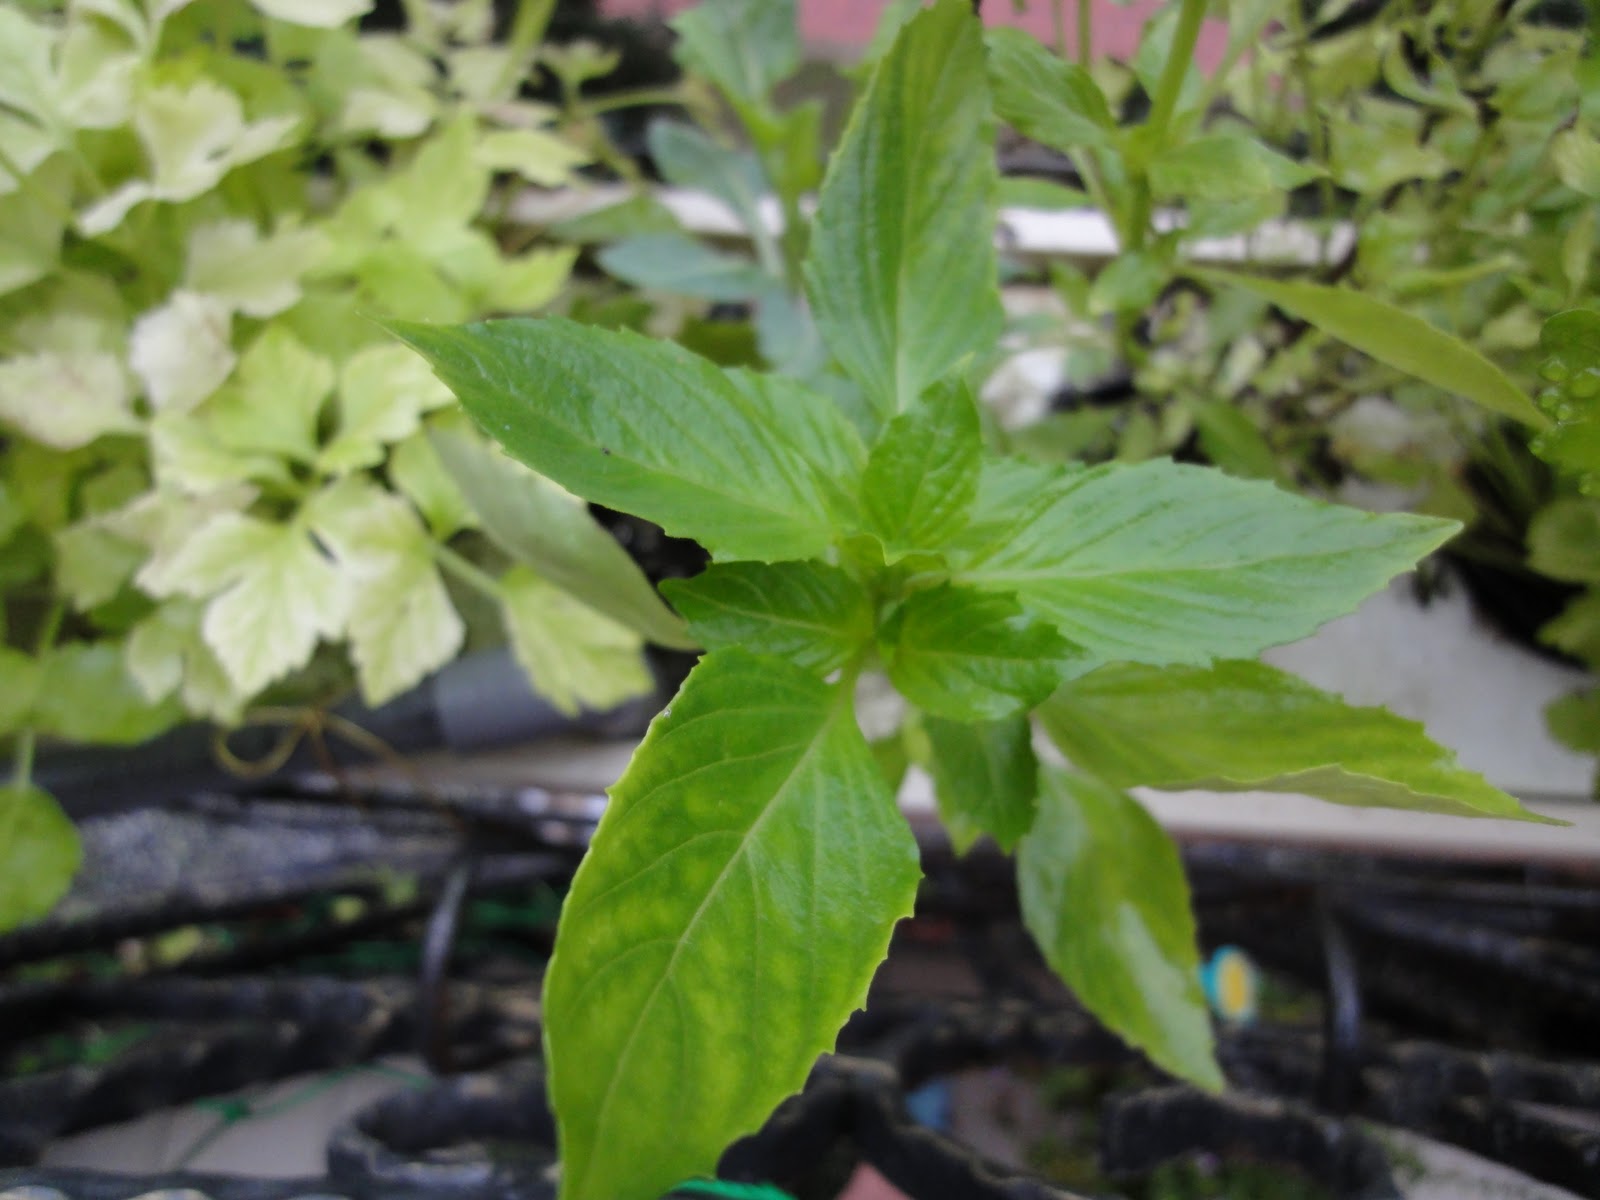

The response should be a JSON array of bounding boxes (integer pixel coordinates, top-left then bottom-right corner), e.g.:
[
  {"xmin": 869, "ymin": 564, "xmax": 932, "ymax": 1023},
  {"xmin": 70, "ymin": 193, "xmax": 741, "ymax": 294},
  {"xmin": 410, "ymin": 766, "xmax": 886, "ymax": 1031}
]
[{"xmin": 0, "ymin": 0, "xmax": 698, "ymax": 931}]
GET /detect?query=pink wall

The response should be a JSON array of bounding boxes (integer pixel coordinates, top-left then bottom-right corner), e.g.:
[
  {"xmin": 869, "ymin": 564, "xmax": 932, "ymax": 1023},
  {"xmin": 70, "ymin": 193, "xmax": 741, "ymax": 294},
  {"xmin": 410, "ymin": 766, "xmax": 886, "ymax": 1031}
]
[{"xmin": 599, "ymin": 0, "xmax": 1228, "ymax": 66}]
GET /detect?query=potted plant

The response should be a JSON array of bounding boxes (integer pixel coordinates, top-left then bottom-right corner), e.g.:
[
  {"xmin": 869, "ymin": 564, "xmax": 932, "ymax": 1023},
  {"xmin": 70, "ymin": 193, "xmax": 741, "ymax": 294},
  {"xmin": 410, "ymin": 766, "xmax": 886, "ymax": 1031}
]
[
  {"xmin": 392, "ymin": 3, "xmax": 1554, "ymax": 1198},
  {"xmin": 0, "ymin": 0, "xmax": 695, "ymax": 932}
]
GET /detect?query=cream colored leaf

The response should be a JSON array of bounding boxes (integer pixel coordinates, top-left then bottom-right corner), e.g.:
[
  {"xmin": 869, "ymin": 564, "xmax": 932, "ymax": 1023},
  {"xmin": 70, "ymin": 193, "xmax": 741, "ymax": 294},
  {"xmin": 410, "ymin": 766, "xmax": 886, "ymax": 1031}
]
[
  {"xmin": 127, "ymin": 599, "xmax": 248, "ymax": 723},
  {"xmin": 319, "ymin": 343, "xmax": 454, "ymax": 472},
  {"xmin": 206, "ymin": 325, "xmax": 334, "ymax": 462},
  {"xmin": 499, "ymin": 566, "xmax": 652, "ymax": 716},
  {"xmin": 185, "ymin": 220, "xmax": 330, "ymax": 318},
  {"xmin": 250, "ymin": 0, "xmax": 373, "ymax": 26},
  {"xmin": 130, "ymin": 290, "xmax": 235, "ymax": 413},
  {"xmin": 0, "ymin": 351, "xmax": 136, "ymax": 449}
]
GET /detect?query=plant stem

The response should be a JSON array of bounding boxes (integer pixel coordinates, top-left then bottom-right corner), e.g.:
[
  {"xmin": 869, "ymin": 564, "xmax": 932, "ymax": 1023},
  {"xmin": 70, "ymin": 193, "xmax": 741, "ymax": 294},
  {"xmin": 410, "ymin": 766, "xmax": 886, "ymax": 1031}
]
[
  {"xmin": 1146, "ymin": 0, "xmax": 1207, "ymax": 143},
  {"xmin": 493, "ymin": 0, "xmax": 559, "ymax": 103},
  {"xmin": 1052, "ymin": 0, "xmax": 1069, "ymax": 60},
  {"xmin": 12, "ymin": 732, "xmax": 35, "ymax": 790},
  {"xmin": 1285, "ymin": 0, "xmax": 1336, "ymax": 231},
  {"xmin": 433, "ymin": 541, "xmax": 505, "ymax": 601},
  {"xmin": 583, "ymin": 86, "xmax": 692, "ymax": 117},
  {"xmin": 1077, "ymin": 0, "xmax": 1092, "ymax": 68}
]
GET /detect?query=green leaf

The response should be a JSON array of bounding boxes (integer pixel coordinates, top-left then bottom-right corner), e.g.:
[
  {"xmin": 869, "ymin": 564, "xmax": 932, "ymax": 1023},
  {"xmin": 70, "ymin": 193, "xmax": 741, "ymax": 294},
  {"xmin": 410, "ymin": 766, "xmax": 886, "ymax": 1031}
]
[
  {"xmin": 861, "ymin": 377, "xmax": 982, "ymax": 557},
  {"xmin": 952, "ymin": 458, "xmax": 1456, "ymax": 666},
  {"xmin": 390, "ymin": 318, "xmax": 863, "ymax": 563},
  {"xmin": 1531, "ymin": 310, "xmax": 1600, "ymax": 492},
  {"xmin": 1542, "ymin": 593, "xmax": 1600, "ymax": 665},
  {"xmin": 671, "ymin": 0, "xmax": 799, "ymax": 116},
  {"xmin": 1018, "ymin": 769, "xmax": 1221, "ymax": 1089},
  {"xmin": 33, "ymin": 642, "xmax": 183, "ymax": 744},
  {"xmin": 429, "ymin": 427, "xmax": 693, "ymax": 649},
  {"xmin": 307, "ymin": 482, "xmax": 464, "ymax": 706},
  {"xmin": 0, "ymin": 784, "xmax": 80, "ymax": 933},
  {"xmin": 126, "ymin": 599, "xmax": 249, "ymax": 725},
  {"xmin": 1090, "ymin": 251, "xmax": 1169, "ymax": 317},
  {"xmin": 1528, "ymin": 497, "xmax": 1600, "ymax": 584},
  {"xmin": 882, "ymin": 585, "xmax": 1079, "ymax": 721},
  {"xmin": 55, "ymin": 522, "xmax": 145, "ymax": 611},
  {"xmin": 1553, "ymin": 127, "xmax": 1600, "ymax": 198},
  {"xmin": 661, "ymin": 560, "xmax": 871, "ymax": 674},
  {"xmin": 1039, "ymin": 661, "xmax": 1543, "ymax": 822},
  {"xmin": 0, "ymin": 647, "xmax": 41, "ymax": 736},
  {"xmin": 1207, "ymin": 271, "xmax": 1546, "ymax": 428},
  {"xmin": 544, "ymin": 649, "xmax": 920, "ymax": 1200},
  {"xmin": 997, "ymin": 177, "xmax": 1091, "ymax": 210},
  {"xmin": 647, "ymin": 120, "xmax": 773, "ymax": 255},
  {"xmin": 1545, "ymin": 688, "xmax": 1600, "ymax": 756},
  {"xmin": 923, "ymin": 714, "xmax": 1038, "ymax": 853},
  {"xmin": 498, "ymin": 566, "xmax": 654, "ymax": 717},
  {"xmin": 985, "ymin": 27, "xmax": 1114, "ymax": 152},
  {"xmin": 805, "ymin": 0, "xmax": 1002, "ymax": 418},
  {"xmin": 139, "ymin": 512, "xmax": 350, "ymax": 696},
  {"xmin": 1148, "ymin": 135, "xmax": 1320, "ymax": 201},
  {"xmin": 597, "ymin": 235, "xmax": 770, "ymax": 302}
]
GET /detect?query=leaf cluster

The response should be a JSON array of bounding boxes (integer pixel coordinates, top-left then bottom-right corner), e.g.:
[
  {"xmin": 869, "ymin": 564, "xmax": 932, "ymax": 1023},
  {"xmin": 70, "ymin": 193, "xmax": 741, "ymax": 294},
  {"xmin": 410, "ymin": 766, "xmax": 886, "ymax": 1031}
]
[{"xmin": 0, "ymin": 0, "xmax": 682, "ymax": 927}]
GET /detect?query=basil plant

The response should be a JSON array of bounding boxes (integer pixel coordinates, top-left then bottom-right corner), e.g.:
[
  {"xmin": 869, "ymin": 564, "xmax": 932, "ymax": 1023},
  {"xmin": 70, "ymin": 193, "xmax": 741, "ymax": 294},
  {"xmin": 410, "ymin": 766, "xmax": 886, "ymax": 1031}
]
[{"xmin": 394, "ymin": 4, "xmax": 1550, "ymax": 1199}]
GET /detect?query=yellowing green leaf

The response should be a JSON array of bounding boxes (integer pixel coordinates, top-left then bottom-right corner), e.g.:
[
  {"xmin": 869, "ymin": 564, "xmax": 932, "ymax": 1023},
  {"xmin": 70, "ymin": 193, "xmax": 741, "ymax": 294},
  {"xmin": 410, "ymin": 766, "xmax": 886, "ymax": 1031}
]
[
  {"xmin": 388, "ymin": 428, "xmax": 475, "ymax": 539},
  {"xmin": 55, "ymin": 521, "xmax": 144, "ymax": 610},
  {"xmin": 499, "ymin": 567, "xmax": 652, "ymax": 717},
  {"xmin": 1019, "ymin": 769, "xmax": 1221, "ymax": 1090},
  {"xmin": 0, "ymin": 784, "xmax": 80, "ymax": 933},
  {"xmin": 1040, "ymin": 661, "xmax": 1542, "ymax": 821},
  {"xmin": 480, "ymin": 245, "xmax": 578, "ymax": 313},
  {"xmin": 544, "ymin": 649, "xmax": 920, "ymax": 1200},
  {"xmin": 806, "ymin": 0, "xmax": 1001, "ymax": 417}
]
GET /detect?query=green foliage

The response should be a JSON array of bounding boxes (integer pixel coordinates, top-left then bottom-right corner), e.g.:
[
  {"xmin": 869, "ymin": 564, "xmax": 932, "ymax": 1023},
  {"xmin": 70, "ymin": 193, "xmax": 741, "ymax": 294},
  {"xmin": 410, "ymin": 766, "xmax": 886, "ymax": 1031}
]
[
  {"xmin": 543, "ymin": 649, "xmax": 919, "ymax": 1200},
  {"xmin": 396, "ymin": 5, "xmax": 1544, "ymax": 1196},
  {"xmin": 1018, "ymin": 769, "xmax": 1221, "ymax": 1089},
  {"xmin": 0, "ymin": 783, "xmax": 81, "ymax": 931}
]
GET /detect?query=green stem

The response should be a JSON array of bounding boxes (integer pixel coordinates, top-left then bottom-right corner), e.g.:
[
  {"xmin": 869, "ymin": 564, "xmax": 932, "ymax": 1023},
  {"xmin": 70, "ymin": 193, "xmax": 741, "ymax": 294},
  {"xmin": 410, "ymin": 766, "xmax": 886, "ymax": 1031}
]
[
  {"xmin": 0, "ymin": 143, "xmax": 78, "ymax": 228},
  {"xmin": 12, "ymin": 732, "xmax": 35, "ymax": 791},
  {"xmin": 1284, "ymin": 0, "xmax": 1336, "ymax": 234},
  {"xmin": 433, "ymin": 541, "xmax": 505, "ymax": 601},
  {"xmin": 492, "ymin": 0, "xmax": 558, "ymax": 102},
  {"xmin": 1077, "ymin": 0, "xmax": 1092, "ymax": 68},
  {"xmin": 1052, "ymin": 0, "xmax": 1069, "ymax": 60},
  {"xmin": 1146, "ymin": 0, "xmax": 1207, "ymax": 142},
  {"xmin": 583, "ymin": 85, "xmax": 692, "ymax": 117}
]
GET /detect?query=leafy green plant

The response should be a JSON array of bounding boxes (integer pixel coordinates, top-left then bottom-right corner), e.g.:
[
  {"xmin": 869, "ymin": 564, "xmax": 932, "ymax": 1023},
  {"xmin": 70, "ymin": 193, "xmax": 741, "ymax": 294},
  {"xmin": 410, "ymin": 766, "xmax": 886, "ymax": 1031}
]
[
  {"xmin": 0, "ymin": 0, "xmax": 693, "ymax": 930},
  {"xmin": 393, "ymin": 4, "xmax": 1545, "ymax": 1197}
]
